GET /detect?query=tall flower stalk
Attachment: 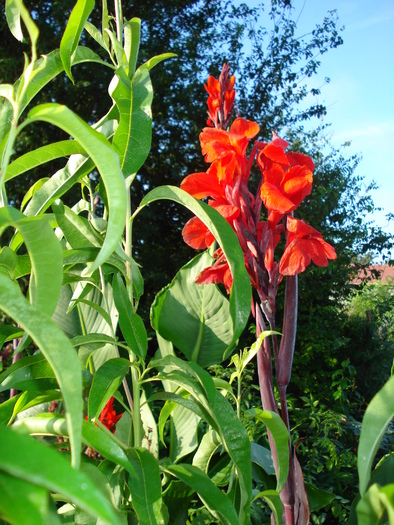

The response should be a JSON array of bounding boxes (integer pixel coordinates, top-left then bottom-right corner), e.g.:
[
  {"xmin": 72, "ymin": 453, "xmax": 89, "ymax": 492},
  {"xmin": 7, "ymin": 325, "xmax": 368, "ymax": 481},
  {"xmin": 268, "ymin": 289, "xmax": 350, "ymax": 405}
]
[{"xmin": 181, "ymin": 63, "xmax": 337, "ymax": 524}]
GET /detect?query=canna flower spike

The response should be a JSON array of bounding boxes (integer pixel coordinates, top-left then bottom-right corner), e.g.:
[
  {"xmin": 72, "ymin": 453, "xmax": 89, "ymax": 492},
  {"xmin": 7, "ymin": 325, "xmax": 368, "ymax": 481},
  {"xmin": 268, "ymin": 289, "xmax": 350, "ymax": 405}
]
[{"xmin": 181, "ymin": 63, "xmax": 336, "ymax": 294}]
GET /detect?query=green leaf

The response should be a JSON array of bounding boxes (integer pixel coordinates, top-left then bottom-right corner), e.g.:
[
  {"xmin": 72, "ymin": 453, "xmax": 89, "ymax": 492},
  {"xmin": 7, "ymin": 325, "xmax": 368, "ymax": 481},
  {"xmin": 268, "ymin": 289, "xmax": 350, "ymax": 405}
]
[
  {"xmin": 20, "ymin": 177, "xmax": 50, "ymax": 211},
  {"xmin": 0, "ymin": 274, "xmax": 82, "ymax": 468},
  {"xmin": 128, "ymin": 448, "xmax": 166, "ymax": 525},
  {"xmin": 10, "ymin": 390, "xmax": 62, "ymax": 422},
  {"xmin": 84, "ymin": 20, "xmax": 108, "ymax": 52},
  {"xmin": 6, "ymin": 140, "xmax": 85, "ymax": 182},
  {"xmin": 26, "ymin": 103, "xmax": 127, "ymax": 273},
  {"xmin": 124, "ymin": 18, "xmax": 141, "ymax": 77},
  {"xmin": 150, "ymin": 355, "xmax": 216, "ymax": 408},
  {"xmin": 110, "ymin": 65, "xmax": 153, "ymax": 179},
  {"xmin": 253, "ymin": 490, "xmax": 282, "ymax": 525},
  {"xmin": 52, "ymin": 200, "xmax": 101, "ymax": 249},
  {"xmin": 5, "ymin": 0, "xmax": 38, "ymax": 46},
  {"xmin": 88, "ymin": 358, "xmax": 132, "ymax": 421},
  {"xmin": 358, "ymin": 375, "xmax": 394, "ymax": 496},
  {"xmin": 305, "ymin": 483, "xmax": 335, "ymax": 513},
  {"xmin": 0, "ymin": 353, "xmax": 57, "ymax": 393},
  {"xmin": 251, "ymin": 442, "xmax": 275, "ymax": 476},
  {"xmin": 0, "ymin": 425, "xmax": 122, "ymax": 524},
  {"xmin": 162, "ymin": 463, "xmax": 239, "ymax": 525},
  {"xmin": 211, "ymin": 391, "xmax": 251, "ymax": 524},
  {"xmin": 192, "ymin": 429, "xmax": 221, "ymax": 473},
  {"xmin": 0, "ymin": 471, "xmax": 60, "ymax": 525},
  {"xmin": 246, "ymin": 409, "xmax": 289, "ymax": 493},
  {"xmin": 151, "ymin": 252, "xmax": 234, "ymax": 367},
  {"xmin": 60, "ymin": 0, "xmax": 95, "ymax": 82},
  {"xmin": 13, "ymin": 414, "xmax": 136, "ymax": 477},
  {"xmin": 141, "ymin": 53, "xmax": 177, "ymax": 72},
  {"xmin": 135, "ymin": 186, "xmax": 251, "ymax": 359},
  {"xmin": 19, "ymin": 47, "xmax": 110, "ymax": 118},
  {"xmin": 356, "ymin": 483, "xmax": 394, "ymax": 524},
  {"xmin": 52, "ymin": 283, "xmax": 119, "ymax": 370},
  {"xmin": 0, "ymin": 395, "xmax": 20, "ymax": 425},
  {"xmin": 0, "ymin": 323, "xmax": 23, "ymax": 349},
  {"xmin": 113, "ymin": 273, "xmax": 147, "ymax": 359},
  {"xmin": 0, "ymin": 207, "xmax": 63, "ymax": 318}
]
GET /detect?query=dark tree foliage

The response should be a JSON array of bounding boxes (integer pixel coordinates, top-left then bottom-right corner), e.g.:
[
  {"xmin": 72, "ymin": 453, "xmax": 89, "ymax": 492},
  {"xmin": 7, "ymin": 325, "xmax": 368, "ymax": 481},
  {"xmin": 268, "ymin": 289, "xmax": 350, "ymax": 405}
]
[
  {"xmin": 1, "ymin": 1, "xmax": 391, "ymax": 342},
  {"xmin": 1, "ymin": 0, "xmax": 348, "ymax": 307}
]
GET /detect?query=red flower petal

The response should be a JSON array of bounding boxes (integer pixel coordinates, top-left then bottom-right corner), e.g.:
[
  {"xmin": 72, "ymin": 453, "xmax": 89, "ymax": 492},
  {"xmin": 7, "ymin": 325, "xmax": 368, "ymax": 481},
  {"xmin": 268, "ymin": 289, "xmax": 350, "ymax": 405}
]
[
  {"xmin": 181, "ymin": 171, "xmax": 223, "ymax": 200},
  {"xmin": 261, "ymin": 143, "xmax": 290, "ymax": 166},
  {"xmin": 285, "ymin": 151, "xmax": 315, "ymax": 172},
  {"xmin": 182, "ymin": 217, "xmax": 213, "ymax": 250},
  {"xmin": 261, "ymin": 181, "xmax": 296, "ymax": 214},
  {"xmin": 230, "ymin": 118, "xmax": 260, "ymax": 138}
]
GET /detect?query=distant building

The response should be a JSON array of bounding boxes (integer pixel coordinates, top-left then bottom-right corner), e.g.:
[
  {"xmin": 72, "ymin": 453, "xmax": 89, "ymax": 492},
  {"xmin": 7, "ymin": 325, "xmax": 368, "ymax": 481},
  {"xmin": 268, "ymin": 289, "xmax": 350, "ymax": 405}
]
[{"xmin": 353, "ymin": 264, "xmax": 394, "ymax": 285}]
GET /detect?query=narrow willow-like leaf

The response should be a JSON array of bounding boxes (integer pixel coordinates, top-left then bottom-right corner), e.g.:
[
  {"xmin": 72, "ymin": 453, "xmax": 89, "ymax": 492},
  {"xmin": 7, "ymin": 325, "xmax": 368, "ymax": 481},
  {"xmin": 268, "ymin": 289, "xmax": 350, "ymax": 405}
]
[
  {"xmin": 60, "ymin": 0, "xmax": 95, "ymax": 82},
  {"xmin": 0, "ymin": 207, "xmax": 63, "ymax": 317},
  {"xmin": 10, "ymin": 390, "xmax": 62, "ymax": 422},
  {"xmin": 23, "ymin": 155, "xmax": 95, "ymax": 217},
  {"xmin": 5, "ymin": 0, "xmax": 24, "ymax": 42},
  {"xmin": 84, "ymin": 20, "xmax": 108, "ymax": 51},
  {"xmin": 358, "ymin": 375, "xmax": 394, "ymax": 496},
  {"xmin": 6, "ymin": 140, "xmax": 85, "ymax": 182},
  {"xmin": 20, "ymin": 178, "xmax": 50, "ymax": 210},
  {"xmin": 88, "ymin": 358, "xmax": 131, "ymax": 421},
  {"xmin": 125, "ymin": 18, "xmax": 141, "ymax": 77},
  {"xmin": 141, "ymin": 53, "xmax": 177, "ymax": 72},
  {"xmin": 52, "ymin": 201, "xmax": 101, "ymax": 248},
  {"xmin": 150, "ymin": 355, "xmax": 216, "ymax": 408},
  {"xmin": 246, "ymin": 408, "xmax": 289, "ymax": 493},
  {"xmin": 0, "ymin": 471, "xmax": 60, "ymax": 525},
  {"xmin": 356, "ymin": 483, "xmax": 394, "ymax": 524},
  {"xmin": 113, "ymin": 273, "xmax": 147, "ymax": 358},
  {"xmin": 0, "ymin": 425, "xmax": 122, "ymax": 523},
  {"xmin": 26, "ymin": 103, "xmax": 127, "ymax": 273},
  {"xmin": 135, "ymin": 186, "xmax": 251, "ymax": 358},
  {"xmin": 110, "ymin": 65, "xmax": 153, "ymax": 179},
  {"xmin": 163, "ymin": 463, "xmax": 239, "ymax": 525},
  {"xmin": 0, "ymin": 274, "xmax": 82, "ymax": 468},
  {"xmin": 192, "ymin": 429, "xmax": 221, "ymax": 473},
  {"xmin": 128, "ymin": 448, "xmax": 166, "ymax": 525},
  {"xmin": 0, "ymin": 353, "xmax": 56, "ymax": 393},
  {"xmin": 151, "ymin": 252, "xmax": 234, "ymax": 367},
  {"xmin": 253, "ymin": 490, "xmax": 283, "ymax": 525},
  {"xmin": 13, "ymin": 415, "xmax": 136, "ymax": 477},
  {"xmin": 212, "ymin": 391, "xmax": 251, "ymax": 524},
  {"xmin": 6, "ymin": 0, "xmax": 38, "ymax": 46}
]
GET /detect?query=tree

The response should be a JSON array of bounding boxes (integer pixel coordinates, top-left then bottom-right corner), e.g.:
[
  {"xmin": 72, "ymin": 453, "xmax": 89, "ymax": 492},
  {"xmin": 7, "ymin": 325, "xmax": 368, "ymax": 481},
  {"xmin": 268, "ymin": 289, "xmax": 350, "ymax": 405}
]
[{"xmin": 1, "ymin": 0, "xmax": 349, "ymax": 312}]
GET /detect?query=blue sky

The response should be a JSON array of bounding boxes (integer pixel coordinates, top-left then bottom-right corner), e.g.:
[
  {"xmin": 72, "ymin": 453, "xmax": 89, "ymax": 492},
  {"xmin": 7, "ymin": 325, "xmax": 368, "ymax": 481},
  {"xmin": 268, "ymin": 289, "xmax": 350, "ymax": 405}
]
[
  {"xmin": 235, "ymin": 0, "xmax": 394, "ymax": 258},
  {"xmin": 290, "ymin": 0, "xmax": 394, "ymax": 258}
]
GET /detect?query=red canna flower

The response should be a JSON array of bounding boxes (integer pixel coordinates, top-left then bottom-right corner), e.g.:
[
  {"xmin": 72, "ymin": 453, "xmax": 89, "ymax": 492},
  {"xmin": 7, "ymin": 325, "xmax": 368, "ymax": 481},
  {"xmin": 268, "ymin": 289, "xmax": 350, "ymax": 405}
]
[
  {"xmin": 205, "ymin": 63, "xmax": 236, "ymax": 128},
  {"xmin": 195, "ymin": 248, "xmax": 233, "ymax": 294},
  {"xmin": 258, "ymin": 134, "xmax": 314, "ymax": 226},
  {"xmin": 85, "ymin": 397, "xmax": 123, "ymax": 434},
  {"xmin": 279, "ymin": 216, "xmax": 337, "ymax": 276},
  {"xmin": 99, "ymin": 397, "xmax": 123, "ymax": 433}
]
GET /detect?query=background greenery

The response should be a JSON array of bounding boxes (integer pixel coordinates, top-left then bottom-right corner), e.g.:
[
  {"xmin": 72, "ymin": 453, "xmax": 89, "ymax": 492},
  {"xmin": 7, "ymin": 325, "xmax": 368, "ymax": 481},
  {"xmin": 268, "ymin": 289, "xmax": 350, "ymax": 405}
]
[{"xmin": 1, "ymin": 1, "xmax": 393, "ymax": 522}]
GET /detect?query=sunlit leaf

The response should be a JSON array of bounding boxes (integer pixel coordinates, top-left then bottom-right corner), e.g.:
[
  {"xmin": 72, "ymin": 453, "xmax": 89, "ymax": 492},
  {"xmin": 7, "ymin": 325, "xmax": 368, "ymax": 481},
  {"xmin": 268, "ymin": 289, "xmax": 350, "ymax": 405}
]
[
  {"xmin": 135, "ymin": 186, "xmax": 251, "ymax": 359},
  {"xmin": 26, "ymin": 103, "xmax": 127, "ymax": 273},
  {"xmin": 0, "ymin": 273, "xmax": 82, "ymax": 468},
  {"xmin": 60, "ymin": 0, "xmax": 95, "ymax": 82},
  {"xmin": 162, "ymin": 463, "xmax": 239, "ymax": 525},
  {"xmin": 246, "ymin": 408, "xmax": 289, "ymax": 493},
  {"xmin": 151, "ymin": 252, "xmax": 234, "ymax": 367},
  {"xmin": 128, "ymin": 448, "xmax": 166, "ymax": 525},
  {"xmin": 358, "ymin": 376, "xmax": 394, "ymax": 496},
  {"xmin": 0, "ymin": 425, "xmax": 121, "ymax": 523}
]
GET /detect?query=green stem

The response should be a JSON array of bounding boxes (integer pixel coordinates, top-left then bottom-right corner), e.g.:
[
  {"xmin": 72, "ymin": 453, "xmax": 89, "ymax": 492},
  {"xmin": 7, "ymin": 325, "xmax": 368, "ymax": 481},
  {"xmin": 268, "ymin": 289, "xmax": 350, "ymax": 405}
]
[{"xmin": 114, "ymin": 0, "xmax": 123, "ymax": 45}]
